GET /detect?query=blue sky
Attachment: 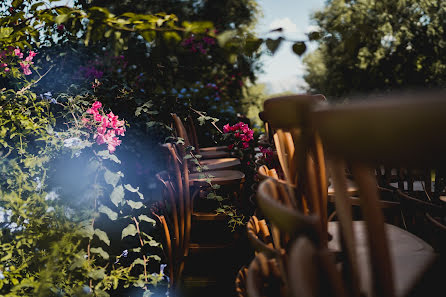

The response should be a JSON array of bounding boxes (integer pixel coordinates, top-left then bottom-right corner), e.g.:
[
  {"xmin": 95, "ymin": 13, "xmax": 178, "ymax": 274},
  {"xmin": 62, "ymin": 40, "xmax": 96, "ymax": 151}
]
[{"xmin": 255, "ymin": 0, "xmax": 325, "ymax": 93}]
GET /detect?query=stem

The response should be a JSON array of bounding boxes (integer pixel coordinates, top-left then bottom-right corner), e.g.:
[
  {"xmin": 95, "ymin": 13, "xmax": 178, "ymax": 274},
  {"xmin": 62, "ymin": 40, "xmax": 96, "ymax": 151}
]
[
  {"xmin": 132, "ymin": 216, "xmax": 148, "ymax": 282},
  {"xmin": 16, "ymin": 65, "xmax": 54, "ymax": 97}
]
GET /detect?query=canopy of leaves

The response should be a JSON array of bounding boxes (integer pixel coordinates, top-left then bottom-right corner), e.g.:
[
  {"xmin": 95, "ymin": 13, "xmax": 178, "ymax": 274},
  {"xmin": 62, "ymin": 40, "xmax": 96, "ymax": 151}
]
[{"xmin": 304, "ymin": 0, "xmax": 446, "ymax": 99}]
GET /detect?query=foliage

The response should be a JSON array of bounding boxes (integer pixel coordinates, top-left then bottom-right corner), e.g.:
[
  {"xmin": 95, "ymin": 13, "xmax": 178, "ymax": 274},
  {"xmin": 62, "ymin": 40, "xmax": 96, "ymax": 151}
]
[{"xmin": 304, "ymin": 0, "xmax": 446, "ymax": 99}]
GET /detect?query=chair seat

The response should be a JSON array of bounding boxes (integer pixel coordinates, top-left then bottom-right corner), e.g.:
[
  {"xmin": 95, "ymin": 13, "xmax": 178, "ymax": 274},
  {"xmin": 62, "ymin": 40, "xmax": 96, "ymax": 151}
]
[
  {"xmin": 199, "ymin": 146, "xmax": 228, "ymax": 152},
  {"xmin": 199, "ymin": 150, "xmax": 230, "ymax": 159},
  {"xmin": 193, "ymin": 158, "xmax": 240, "ymax": 172},
  {"xmin": 328, "ymin": 178, "xmax": 359, "ymax": 196},
  {"xmin": 328, "ymin": 221, "xmax": 436, "ymax": 297},
  {"xmin": 189, "ymin": 170, "xmax": 245, "ymax": 186}
]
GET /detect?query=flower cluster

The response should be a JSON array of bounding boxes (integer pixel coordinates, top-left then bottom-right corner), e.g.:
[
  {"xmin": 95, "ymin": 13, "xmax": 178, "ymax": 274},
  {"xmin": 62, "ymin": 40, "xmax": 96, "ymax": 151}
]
[
  {"xmin": 83, "ymin": 101, "xmax": 126, "ymax": 153},
  {"xmin": 182, "ymin": 35, "xmax": 216, "ymax": 54},
  {"xmin": 223, "ymin": 122, "xmax": 254, "ymax": 150},
  {"xmin": 0, "ymin": 47, "xmax": 36, "ymax": 75}
]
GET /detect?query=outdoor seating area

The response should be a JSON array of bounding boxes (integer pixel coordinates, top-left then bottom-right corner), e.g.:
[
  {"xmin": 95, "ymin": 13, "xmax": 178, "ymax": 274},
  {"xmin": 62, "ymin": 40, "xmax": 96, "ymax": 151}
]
[
  {"xmin": 146, "ymin": 93, "xmax": 446, "ymax": 297},
  {"xmin": 2, "ymin": 1, "xmax": 446, "ymax": 297}
]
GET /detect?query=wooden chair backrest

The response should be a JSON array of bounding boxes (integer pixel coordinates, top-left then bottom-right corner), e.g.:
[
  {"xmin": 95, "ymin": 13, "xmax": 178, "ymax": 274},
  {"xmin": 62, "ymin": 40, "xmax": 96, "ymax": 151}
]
[
  {"xmin": 247, "ymin": 215, "xmax": 281, "ymax": 258},
  {"xmin": 288, "ymin": 237, "xmax": 347, "ymax": 297},
  {"xmin": 263, "ymin": 94, "xmax": 328, "ymax": 245},
  {"xmin": 246, "ymin": 253, "xmax": 287, "ymax": 297},
  {"xmin": 257, "ymin": 178, "xmax": 321, "ymax": 246},
  {"xmin": 161, "ymin": 143, "xmax": 192, "ymax": 260},
  {"xmin": 312, "ymin": 93, "xmax": 446, "ymax": 297},
  {"xmin": 186, "ymin": 115, "xmax": 201, "ymax": 153},
  {"xmin": 171, "ymin": 113, "xmax": 192, "ymax": 156}
]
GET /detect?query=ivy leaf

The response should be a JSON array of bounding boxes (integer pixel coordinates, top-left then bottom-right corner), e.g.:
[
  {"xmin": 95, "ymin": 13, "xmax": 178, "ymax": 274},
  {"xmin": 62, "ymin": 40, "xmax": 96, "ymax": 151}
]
[
  {"xmin": 98, "ymin": 205, "xmax": 118, "ymax": 221},
  {"xmin": 97, "ymin": 150, "xmax": 121, "ymax": 164},
  {"xmin": 138, "ymin": 215, "xmax": 156, "ymax": 226},
  {"xmin": 104, "ymin": 169, "xmax": 121, "ymax": 187},
  {"xmin": 148, "ymin": 255, "xmax": 161, "ymax": 261},
  {"xmin": 292, "ymin": 41, "xmax": 307, "ymax": 56},
  {"xmin": 265, "ymin": 37, "xmax": 283, "ymax": 54},
  {"xmin": 90, "ymin": 247, "xmax": 109, "ymax": 260},
  {"xmin": 131, "ymin": 258, "xmax": 145, "ymax": 266},
  {"xmin": 88, "ymin": 268, "xmax": 106, "ymax": 280},
  {"xmin": 94, "ymin": 229, "xmax": 110, "ymax": 246},
  {"xmin": 122, "ymin": 223, "xmax": 137, "ymax": 239},
  {"xmin": 124, "ymin": 184, "xmax": 144, "ymax": 199},
  {"xmin": 110, "ymin": 185, "xmax": 124, "ymax": 207},
  {"xmin": 308, "ymin": 31, "xmax": 321, "ymax": 41},
  {"xmin": 127, "ymin": 200, "xmax": 144, "ymax": 209}
]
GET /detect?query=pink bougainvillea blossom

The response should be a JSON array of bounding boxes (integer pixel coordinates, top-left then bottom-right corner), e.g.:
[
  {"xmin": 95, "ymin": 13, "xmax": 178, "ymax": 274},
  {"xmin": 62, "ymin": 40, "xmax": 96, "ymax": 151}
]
[
  {"xmin": 84, "ymin": 101, "xmax": 125, "ymax": 153},
  {"xmin": 223, "ymin": 121, "xmax": 254, "ymax": 150},
  {"xmin": 14, "ymin": 48, "xmax": 23, "ymax": 59}
]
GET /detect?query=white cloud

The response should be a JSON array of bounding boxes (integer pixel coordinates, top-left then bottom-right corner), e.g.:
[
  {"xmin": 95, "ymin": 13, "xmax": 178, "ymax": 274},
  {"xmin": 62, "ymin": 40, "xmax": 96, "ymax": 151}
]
[{"xmin": 269, "ymin": 17, "xmax": 298, "ymax": 33}]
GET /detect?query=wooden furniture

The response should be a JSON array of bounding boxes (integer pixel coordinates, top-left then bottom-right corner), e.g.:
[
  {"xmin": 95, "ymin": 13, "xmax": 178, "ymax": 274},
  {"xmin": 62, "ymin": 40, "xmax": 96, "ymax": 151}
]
[
  {"xmin": 186, "ymin": 115, "xmax": 228, "ymax": 152},
  {"xmin": 172, "ymin": 113, "xmax": 229, "ymax": 159},
  {"xmin": 153, "ymin": 171, "xmax": 187, "ymax": 290},
  {"xmin": 262, "ymin": 94, "xmax": 330, "ymax": 245},
  {"xmin": 235, "ymin": 266, "xmax": 249, "ymax": 297},
  {"xmin": 288, "ymin": 237, "xmax": 346, "ymax": 297},
  {"xmin": 246, "ymin": 253, "xmax": 287, "ymax": 297},
  {"xmin": 312, "ymin": 94, "xmax": 442, "ymax": 297}
]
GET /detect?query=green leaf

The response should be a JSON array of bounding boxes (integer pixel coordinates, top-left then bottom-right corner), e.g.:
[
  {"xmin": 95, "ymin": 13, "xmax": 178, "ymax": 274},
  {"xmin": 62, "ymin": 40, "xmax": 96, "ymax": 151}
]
[
  {"xmin": 90, "ymin": 247, "xmax": 109, "ymax": 260},
  {"xmin": 94, "ymin": 229, "xmax": 110, "ymax": 246},
  {"xmin": 127, "ymin": 200, "xmax": 144, "ymax": 209},
  {"xmin": 124, "ymin": 184, "xmax": 144, "ymax": 199},
  {"xmin": 292, "ymin": 41, "xmax": 307, "ymax": 56},
  {"xmin": 131, "ymin": 258, "xmax": 145, "ymax": 266},
  {"xmin": 98, "ymin": 205, "xmax": 118, "ymax": 221},
  {"xmin": 308, "ymin": 31, "xmax": 321, "ymax": 41},
  {"xmin": 88, "ymin": 268, "xmax": 106, "ymax": 280},
  {"xmin": 217, "ymin": 30, "xmax": 237, "ymax": 47},
  {"xmin": 121, "ymin": 223, "xmax": 137, "ymax": 239},
  {"xmin": 0, "ymin": 27, "xmax": 14, "ymax": 39},
  {"xmin": 148, "ymin": 255, "xmax": 161, "ymax": 261},
  {"xmin": 97, "ymin": 150, "xmax": 121, "ymax": 163},
  {"xmin": 104, "ymin": 169, "xmax": 121, "ymax": 187},
  {"xmin": 138, "ymin": 215, "xmax": 156, "ymax": 226},
  {"xmin": 265, "ymin": 38, "xmax": 283, "ymax": 54},
  {"xmin": 55, "ymin": 14, "xmax": 69, "ymax": 24},
  {"xmin": 110, "ymin": 185, "xmax": 124, "ymax": 207}
]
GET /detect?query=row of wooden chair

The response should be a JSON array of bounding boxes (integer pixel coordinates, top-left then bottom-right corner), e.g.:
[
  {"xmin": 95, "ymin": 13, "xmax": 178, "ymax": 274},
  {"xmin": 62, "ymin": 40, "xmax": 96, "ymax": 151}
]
[
  {"xmin": 239, "ymin": 93, "xmax": 445, "ymax": 297},
  {"xmin": 152, "ymin": 114, "xmax": 246, "ymax": 294}
]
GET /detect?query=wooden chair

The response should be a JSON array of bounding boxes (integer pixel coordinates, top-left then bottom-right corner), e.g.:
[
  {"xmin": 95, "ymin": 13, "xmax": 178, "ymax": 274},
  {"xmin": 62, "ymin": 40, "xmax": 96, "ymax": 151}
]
[
  {"xmin": 186, "ymin": 115, "xmax": 228, "ymax": 152},
  {"xmin": 153, "ymin": 171, "xmax": 186, "ymax": 291},
  {"xmin": 246, "ymin": 253, "xmax": 288, "ymax": 297},
  {"xmin": 288, "ymin": 237, "xmax": 347, "ymax": 297},
  {"xmin": 312, "ymin": 93, "xmax": 443, "ymax": 297},
  {"xmin": 172, "ymin": 113, "xmax": 229, "ymax": 159},
  {"xmin": 235, "ymin": 266, "xmax": 249, "ymax": 297},
  {"xmin": 262, "ymin": 94, "xmax": 329, "ymax": 244}
]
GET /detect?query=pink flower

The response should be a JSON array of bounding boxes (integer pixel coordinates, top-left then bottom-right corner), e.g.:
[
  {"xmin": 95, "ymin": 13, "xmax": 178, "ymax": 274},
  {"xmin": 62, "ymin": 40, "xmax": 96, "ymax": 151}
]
[
  {"xmin": 223, "ymin": 124, "xmax": 231, "ymax": 133},
  {"xmin": 242, "ymin": 142, "xmax": 250, "ymax": 149},
  {"xmin": 14, "ymin": 48, "xmax": 23, "ymax": 58},
  {"xmin": 115, "ymin": 127, "xmax": 126, "ymax": 136},
  {"xmin": 97, "ymin": 126, "xmax": 107, "ymax": 135},
  {"xmin": 96, "ymin": 134, "xmax": 106, "ymax": 145},
  {"xmin": 101, "ymin": 116, "xmax": 110, "ymax": 128},
  {"xmin": 228, "ymin": 144, "xmax": 234, "ymax": 150},
  {"xmin": 94, "ymin": 113, "xmax": 103, "ymax": 122},
  {"xmin": 81, "ymin": 117, "xmax": 89, "ymax": 124},
  {"xmin": 19, "ymin": 61, "xmax": 32, "ymax": 75},
  {"xmin": 86, "ymin": 108, "xmax": 95, "ymax": 115},
  {"xmin": 4, "ymin": 68, "xmax": 10, "ymax": 72},
  {"xmin": 92, "ymin": 101, "xmax": 102, "ymax": 110}
]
